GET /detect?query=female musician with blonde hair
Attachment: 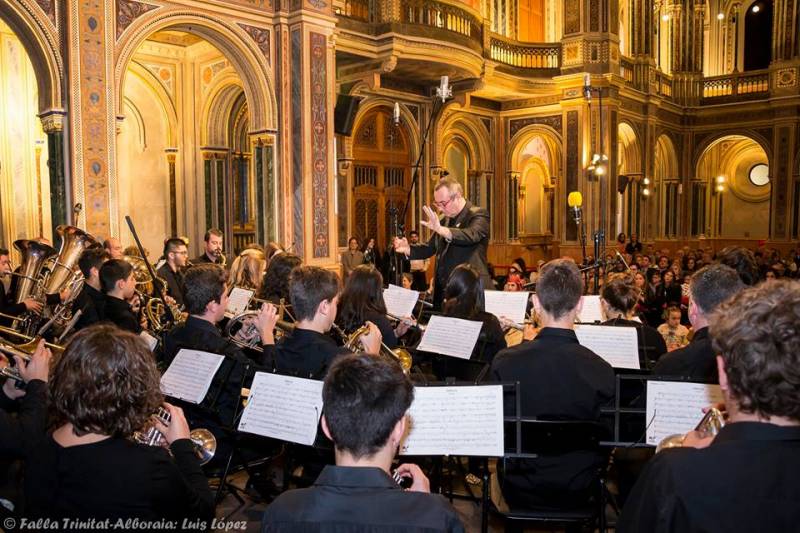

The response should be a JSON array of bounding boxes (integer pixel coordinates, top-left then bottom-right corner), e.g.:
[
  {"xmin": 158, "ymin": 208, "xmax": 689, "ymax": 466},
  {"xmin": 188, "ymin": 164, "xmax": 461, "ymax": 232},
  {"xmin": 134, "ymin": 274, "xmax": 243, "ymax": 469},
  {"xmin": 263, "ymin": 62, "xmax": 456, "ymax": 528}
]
[
  {"xmin": 228, "ymin": 249, "xmax": 266, "ymax": 293},
  {"xmin": 24, "ymin": 324, "xmax": 214, "ymax": 522}
]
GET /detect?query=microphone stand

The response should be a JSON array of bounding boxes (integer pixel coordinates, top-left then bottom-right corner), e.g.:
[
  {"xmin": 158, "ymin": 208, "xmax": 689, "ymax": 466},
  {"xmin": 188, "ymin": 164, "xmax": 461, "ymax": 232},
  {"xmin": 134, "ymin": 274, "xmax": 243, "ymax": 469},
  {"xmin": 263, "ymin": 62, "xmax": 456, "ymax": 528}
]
[
  {"xmin": 387, "ymin": 94, "xmax": 447, "ymax": 287},
  {"xmin": 586, "ymin": 80, "xmax": 606, "ymax": 296}
]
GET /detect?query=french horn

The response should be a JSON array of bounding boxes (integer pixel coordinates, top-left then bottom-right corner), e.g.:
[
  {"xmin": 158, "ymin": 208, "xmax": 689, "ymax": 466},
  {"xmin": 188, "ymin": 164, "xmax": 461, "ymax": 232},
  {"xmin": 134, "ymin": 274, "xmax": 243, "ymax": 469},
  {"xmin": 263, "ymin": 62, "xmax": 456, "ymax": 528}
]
[
  {"xmin": 656, "ymin": 407, "xmax": 726, "ymax": 452},
  {"xmin": 331, "ymin": 323, "xmax": 413, "ymax": 374}
]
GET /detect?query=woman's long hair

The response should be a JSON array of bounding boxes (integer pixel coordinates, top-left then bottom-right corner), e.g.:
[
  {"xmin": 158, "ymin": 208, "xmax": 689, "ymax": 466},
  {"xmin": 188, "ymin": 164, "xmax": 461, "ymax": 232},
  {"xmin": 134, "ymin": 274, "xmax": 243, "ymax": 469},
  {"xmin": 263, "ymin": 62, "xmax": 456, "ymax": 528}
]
[
  {"xmin": 443, "ymin": 264, "xmax": 484, "ymax": 320},
  {"xmin": 336, "ymin": 264, "xmax": 386, "ymax": 332},
  {"xmin": 229, "ymin": 251, "xmax": 266, "ymax": 292},
  {"xmin": 258, "ymin": 253, "xmax": 302, "ymax": 303}
]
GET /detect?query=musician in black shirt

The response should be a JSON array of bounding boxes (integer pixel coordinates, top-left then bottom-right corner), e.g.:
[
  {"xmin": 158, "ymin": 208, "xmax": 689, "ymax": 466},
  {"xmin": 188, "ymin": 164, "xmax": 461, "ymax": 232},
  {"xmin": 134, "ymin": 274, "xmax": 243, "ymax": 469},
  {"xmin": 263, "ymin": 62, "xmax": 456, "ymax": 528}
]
[
  {"xmin": 263, "ymin": 354, "xmax": 464, "ymax": 532},
  {"xmin": 619, "ymin": 279, "xmax": 800, "ymax": 532},
  {"xmin": 156, "ymin": 238, "xmax": 188, "ymax": 308},
  {"xmin": 491, "ymin": 259, "xmax": 615, "ymax": 510},
  {"xmin": 100, "ymin": 259, "xmax": 142, "ymax": 334},
  {"xmin": 275, "ymin": 265, "xmax": 380, "ymax": 379},
  {"xmin": 71, "ymin": 247, "xmax": 108, "ymax": 331},
  {"xmin": 0, "ymin": 248, "xmax": 44, "ymax": 325}
]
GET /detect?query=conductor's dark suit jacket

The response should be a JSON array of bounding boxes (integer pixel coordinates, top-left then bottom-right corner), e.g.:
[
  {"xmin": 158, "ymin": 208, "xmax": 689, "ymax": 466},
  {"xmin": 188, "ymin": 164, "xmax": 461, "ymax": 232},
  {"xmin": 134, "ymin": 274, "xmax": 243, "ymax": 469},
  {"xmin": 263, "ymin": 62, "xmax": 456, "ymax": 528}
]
[{"xmin": 408, "ymin": 201, "xmax": 491, "ymax": 306}]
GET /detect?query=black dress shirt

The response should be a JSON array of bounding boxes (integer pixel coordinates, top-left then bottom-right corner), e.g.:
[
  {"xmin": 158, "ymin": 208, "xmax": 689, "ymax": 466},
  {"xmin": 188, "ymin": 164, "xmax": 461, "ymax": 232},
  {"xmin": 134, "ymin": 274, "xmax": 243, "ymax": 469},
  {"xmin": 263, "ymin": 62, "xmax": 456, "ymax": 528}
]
[
  {"xmin": 0, "ymin": 280, "xmax": 26, "ymax": 327},
  {"xmin": 601, "ymin": 317, "xmax": 667, "ymax": 369},
  {"xmin": 156, "ymin": 263, "xmax": 186, "ymax": 308},
  {"xmin": 71, "ymin": 284, "xmax": 106, "ymax": 331},
  {"xmin": 262, "ymin": 465, "xmax": 465, "ymax": 532},
  {"xmin": 193, "ymin": 252, "xmax": 227, "ymax": 266},
  {"xmin": 102, "ymin": 294, "xmax": 142, "ymax": 334},
  {"xmin": 618, "ymin": 422, "xmax": 800, "ymax": 533},
  {"xmin": 408, "ymin": 201, "xmax": 491, "ymax": 309},
  {"xmin": 0, "ymin": 379, "xmax": 48, "ymax": 456},
  {"xmin": 25, "ymin": 436, "xmax": 214, "ymax": 526},
  {"xmin": 652, "ymin": 327, "xmax": 716, "ymax": 383},
  {"xmin": 274, "ymin": 328, "xmax": 351, "ymax": 380},
  {"xmin": 490, "ymin": 328, "xmax": 615, "ymax": 508}
]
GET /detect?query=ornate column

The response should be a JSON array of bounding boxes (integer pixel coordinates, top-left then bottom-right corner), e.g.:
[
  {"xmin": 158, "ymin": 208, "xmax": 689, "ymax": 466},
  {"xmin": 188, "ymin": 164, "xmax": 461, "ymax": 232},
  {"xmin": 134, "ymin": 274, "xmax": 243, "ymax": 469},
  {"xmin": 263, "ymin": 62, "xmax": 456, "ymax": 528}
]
[
  {"xmin": 39, "ymin": 111, "xmax": 67, "ymax": 241},
  {"xmin": 507, "ymin": 171, "xmax": 520, "ymax": 241},
  {"xmin": 165, "ymin": 149, "xmax": 178, "ymax": 237}
]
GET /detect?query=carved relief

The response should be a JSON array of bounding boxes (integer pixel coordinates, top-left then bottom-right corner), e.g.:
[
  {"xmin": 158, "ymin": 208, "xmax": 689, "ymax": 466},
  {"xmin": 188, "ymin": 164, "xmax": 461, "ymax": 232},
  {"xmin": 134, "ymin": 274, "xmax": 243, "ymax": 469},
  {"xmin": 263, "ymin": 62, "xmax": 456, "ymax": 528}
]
[
  {"xmin": 239, "ymin": 24, "xmax": 270, "ymax": 63},
  {"xmin": 356, "ymin": 115, "xmax": 377, "ymax": 147},
  {"xmin": 565, "ymin": 0, "xmax": 581, "ymax": 34},
  {"xmin": 509, "ymin": 115, "xmax": 563, "ymax": 139},
  {"xmin": 35, "ymin": 0, "xmax": 56, "ymax": 25},
  {"xmin": 116, "ymin": 0, "xmax": 159, "ymax": 40},
  {"xmin": 310, "ymin": 32, "xmax": 329, "ymax": 258},
  {"xmin": 776, "ymin": 68, "xmax": 797, "ymax": 89}
]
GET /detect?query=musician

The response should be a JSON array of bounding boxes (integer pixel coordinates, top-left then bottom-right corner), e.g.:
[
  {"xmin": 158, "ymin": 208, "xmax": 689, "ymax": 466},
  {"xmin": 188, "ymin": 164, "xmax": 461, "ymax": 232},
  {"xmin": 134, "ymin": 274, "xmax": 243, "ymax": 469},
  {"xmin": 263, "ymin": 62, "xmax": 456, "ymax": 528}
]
[
  {"xmin": 24, "ymin": 325, "xmax": 214, "ymax": 523},
  {"xmin": 275, "ymin": 266, "xmax": 380, "ymax": 380},
  {"xmin": 618, "ymin": 280, "xmax": 800, "ymax": 532},
  {"xmin": 156, "ymin": 238, "xmax": 189, "ymax": 308},
  {"xmin": 193, "ymin": 228, "xmax": 226, "ymax": 266},
  {"xmin": 490, "ymin": 259, "xmax": 614, "ymax": 510},
  {"xmin": 100, "ymin": 259, "xmax": 142, "ymax": 334},
  {"xmin": 71, "ymin": 247, "xmax": 109, "ymax": 331},
  {"xmin": 336, "ymin": 265, "xmax": 411, "ymax": 350},
  {"xmin": 263, "ymin": 354, "xmax": 465, "ymax": 532},
  {"xmin": 0, "ymin": 248, "xmax": 43, "ymax": 325},
  {"xmin": 102, "ymin": 237, "xmax": 124, "ymax": 260},
  {"xmin": 257, "ymin": 253, "xmax": 302, "ymax": 307},
  {"xmin": 600, "ymin": 273, "xmax": 667, "ymax": 369},
  {"xmin": 228, "ymin": 248, "xmax": 266, "ymax": 293},
  {"xmin": 394, "ymin": 177, "xmax": 491, "ymax": 310},
  {"xmin": 162, "ymin": 265, "xmax": 278, "ymax": 428},
  {"xmin": 0, "ymin": 339, "xmax": 50, "ymax": 456},
  {"xmin": 653, "ymin": 264, "xmax": 744, "ymax": 383}
]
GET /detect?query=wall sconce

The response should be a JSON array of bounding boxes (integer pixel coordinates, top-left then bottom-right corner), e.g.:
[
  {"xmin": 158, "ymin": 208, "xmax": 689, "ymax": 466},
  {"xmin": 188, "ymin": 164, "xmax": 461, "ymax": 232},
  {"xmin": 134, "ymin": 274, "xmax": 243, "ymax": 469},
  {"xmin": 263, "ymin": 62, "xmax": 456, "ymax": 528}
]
[
  {"xmin": 715, "ymin": 175, "xmax": 726, "ymax": 193},
  {"xmin": 587, "ymin": 153, "xmax": 608, "ymax": 177}
]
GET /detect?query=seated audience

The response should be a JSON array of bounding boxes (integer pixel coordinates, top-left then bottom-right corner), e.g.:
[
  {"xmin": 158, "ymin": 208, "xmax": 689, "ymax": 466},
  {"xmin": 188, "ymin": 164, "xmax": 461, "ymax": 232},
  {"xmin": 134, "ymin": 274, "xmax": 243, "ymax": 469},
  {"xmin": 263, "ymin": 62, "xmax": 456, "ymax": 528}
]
[
  {"xmin": 653, "ymin": 264, "xmax": 744, "ymax": 383},
  {"xmin": 657, "ymin": 306, "xmax": 690, "ymax": 352},
  {"xmin": 619, "ymin": 279, "xmax": 800, "ymax": 532},
  {"xmin": 25, "ymin": 325, "xmax": 214, "ymax": 522},
  {"xmin": 262, "ymin": 354, "xmax": 465, "ymax": 532},
  {"xmin": 490, "ymin": 259, "xmax": 615, "ymax": 509}
]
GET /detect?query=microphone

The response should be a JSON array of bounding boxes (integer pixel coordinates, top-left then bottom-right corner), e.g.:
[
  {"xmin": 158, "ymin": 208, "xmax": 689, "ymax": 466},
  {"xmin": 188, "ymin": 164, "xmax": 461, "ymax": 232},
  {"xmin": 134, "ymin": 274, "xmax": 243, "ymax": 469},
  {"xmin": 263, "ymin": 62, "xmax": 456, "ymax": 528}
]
[
  {"xmin": 393, "ymin": 102, "xmax": 400, "ymax": 126},
  {"xmin": 583, "ymin": 73, "xmax": 592, "ymax": 100},
  {"xmin": 435, "ymin": 75, "xmax": 451, "ymax": 103},
  {"xmin": 567, "ymin": 191, "xmax": 583, "ymax": 227}
]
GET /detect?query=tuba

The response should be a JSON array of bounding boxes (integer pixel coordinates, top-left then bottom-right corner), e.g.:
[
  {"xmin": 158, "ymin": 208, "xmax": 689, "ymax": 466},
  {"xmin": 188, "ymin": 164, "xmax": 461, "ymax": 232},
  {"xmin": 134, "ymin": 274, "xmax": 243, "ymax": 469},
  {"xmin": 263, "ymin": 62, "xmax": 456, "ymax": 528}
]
[
  {"xmin": 133, "ymin": 406, "xmax": 217, "ymax": 465},
  {"xmin": 12, "ymin": 239, "xmax": 58, "ymax": 304},
  {"xmin": 656, "ymin": 407, "xmax": 726, "ymax": 452},
  {"xmin": 42, "ymin": 225, "xmax": 97, "ymax": 296},
  {"xmin": 331, "ymin": 323, "xmax": 413, "ymax": 373}
]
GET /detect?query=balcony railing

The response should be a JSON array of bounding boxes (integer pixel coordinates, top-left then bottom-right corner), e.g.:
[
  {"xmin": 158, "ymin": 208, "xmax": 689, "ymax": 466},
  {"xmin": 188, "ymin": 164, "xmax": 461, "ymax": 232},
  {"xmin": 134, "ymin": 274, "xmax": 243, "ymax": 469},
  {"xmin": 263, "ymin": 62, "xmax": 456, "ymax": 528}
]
[
  {"xmin": 489, "ymin": 34, "xmax": 560, "ymax": 69},
  {"xmin": 620, "ymin": 57, "xmax": 634, "ymax": 83},
  {"xmin": 655, "ymin": 71, "xmax": 672, "ymax": 97},
  {"xmin": 400, "ymin": 0, "xmax": 482, "ymax": 42},
  {"xmin": 702, "ymin": 70, "xmax": 769, "ymax": 100}
]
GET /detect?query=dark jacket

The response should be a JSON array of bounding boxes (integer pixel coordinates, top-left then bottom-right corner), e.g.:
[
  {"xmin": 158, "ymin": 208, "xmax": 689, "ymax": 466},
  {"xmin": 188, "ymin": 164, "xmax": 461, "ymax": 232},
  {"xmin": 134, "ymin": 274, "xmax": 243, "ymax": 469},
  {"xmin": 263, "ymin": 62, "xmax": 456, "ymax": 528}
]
[
  {"xmin": 72, "ymin": 284, "xmax": 106, "ymax": 331},
  {"xmin": 0, "ymin": 283, "xmax": 26, "ymax": 327},
  {"xmin": 652, "ymin": 327, "xmax": 716, "ymax": 383},
  {"xmin": 0, "ymin": 379, "xmax": 48, "ymax": 456},
  {"xmin": 103, "ymin": 295, "xmax": 142, "ymax": 334},
  {"xmin": 156, "ymin": 263, "xmax": 186, "ymax": 308},
  {"xmin": 275, "ymin": 328, "xmax": 351, "ymax": 380}
]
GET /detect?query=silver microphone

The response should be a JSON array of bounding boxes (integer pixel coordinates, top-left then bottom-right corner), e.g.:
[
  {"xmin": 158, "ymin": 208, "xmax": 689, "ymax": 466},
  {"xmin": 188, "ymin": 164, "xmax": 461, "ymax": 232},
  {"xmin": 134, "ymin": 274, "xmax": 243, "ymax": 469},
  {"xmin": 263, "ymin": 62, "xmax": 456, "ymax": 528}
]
[
  {"xmin": 583, "ymin": 73, "xmax": 592, "ymax": 101},
  {"xmin": 436, "ymin": 75, "xmax": 452, "ymax": 103}
]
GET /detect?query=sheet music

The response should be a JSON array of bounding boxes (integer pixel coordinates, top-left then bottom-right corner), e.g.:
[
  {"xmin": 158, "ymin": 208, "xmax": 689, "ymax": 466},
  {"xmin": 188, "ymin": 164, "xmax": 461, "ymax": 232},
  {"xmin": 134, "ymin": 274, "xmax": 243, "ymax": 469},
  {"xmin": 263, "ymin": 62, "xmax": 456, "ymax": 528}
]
[
  {"xmin": 139, "ymin": 331, "xmax": 158, "ymax": 351},
  {"xmin": 400, "ymin": 385, "xmax": 504, "ymax": 456},
  {"xmin": 645, "ymin": 381, "xmax": 724, "ymax": 445},
  {"xmin": 577, "ymin": 295, "xmax": 604, "ymax": 323},
  {"xmin": 484, "ymin": 290, "xmax": 529, "ymax": 324},
  {"xmin": 160, "ymin": 349, "xmax": 225, "ymax": 404},
  {"xmin": 574, "ymin": 324, "xmax": 640, "ymax": 369},
  {"xmin": 238, "ymin": 372, "xmax": 324, "ymax": 446},
  {"xmin": 383, "ymin": 285, "xmax": 420, "ymax": 318},
  {"xmin": 226, "ymin": 287, "xmax": 254, "ymax": 318},
  {"xmin": 416, "ymin": 315, "xmax": 483, "ymax": 359}
]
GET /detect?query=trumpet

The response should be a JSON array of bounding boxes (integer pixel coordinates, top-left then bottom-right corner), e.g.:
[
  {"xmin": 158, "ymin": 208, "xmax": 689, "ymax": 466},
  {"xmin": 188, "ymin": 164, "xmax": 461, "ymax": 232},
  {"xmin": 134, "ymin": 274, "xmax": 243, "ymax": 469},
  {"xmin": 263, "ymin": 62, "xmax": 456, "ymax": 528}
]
[
  {"xmin": 133, "ymin": 406, "xmax": 217, "ymax": 465},
  {"xmin": 331, "ymin": 323, "xmax": 413, "ymax": 374},
  {"xmin": 0, "ymin": 343, "xmax": 30, "ymax": 382},
  {"xmin": 0, "ymin": 321, "xmax": 64, "ymax": 354},
  {"xmin": 656, "ymin": 407, "xmax": 726, "ymax": 452},
  {"xmin": 223, "ymin": 310, "xmax": 294, "ymax": 352}
]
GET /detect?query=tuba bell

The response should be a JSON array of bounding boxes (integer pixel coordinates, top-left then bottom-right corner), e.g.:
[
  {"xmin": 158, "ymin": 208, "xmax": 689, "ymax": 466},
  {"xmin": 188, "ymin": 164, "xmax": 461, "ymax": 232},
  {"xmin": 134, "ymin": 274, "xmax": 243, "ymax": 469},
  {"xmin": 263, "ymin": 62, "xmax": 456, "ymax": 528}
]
[
  {"xmin": 331, "ymin": 323, "xmax": 413, "ymax": 374},
  {"xmin": 12, "ymin": 239, "xmax": 58, "ymax": 304},
  {"xmin": 42, "ymin": 225, "xmax": 98, "ymax": 296}
]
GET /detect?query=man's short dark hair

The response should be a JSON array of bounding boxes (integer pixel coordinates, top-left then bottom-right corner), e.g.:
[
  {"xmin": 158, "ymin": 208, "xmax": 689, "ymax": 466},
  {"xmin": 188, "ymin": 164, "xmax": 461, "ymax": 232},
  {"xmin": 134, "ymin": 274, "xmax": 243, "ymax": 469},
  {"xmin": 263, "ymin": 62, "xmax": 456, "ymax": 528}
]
[
  {"xmin": 0, "ymin": 248, "xmax": 8, "ymax": 256},
  {"xmin": 163, "ymin": 237, "xmax": 187, "ymax": 257},
  {"xmin": 601, "ymin": 274, "xmax": 639, "ymax": 313},
  {"xmin": 323, "ymin": 354, "xmax": 413, "ymax": 458},
  {"xmin": 99, "ymin": 259, "xmax": 133, "ymax": 294},
  {"xmin": 408, "ymin": 230, "xmax": 419, "ymax": 237},
  {"xmin": 78, "ymin": 248, "xmax": 109, "ymax": 278},
  {"xmin": 183, "ymin": 264, "xmax": 226, "ymax": 315},
  {"xmin": 710, "ymin": 280, "xmax": 800, "ymax": 421},
  {"xmin": 690, "ymin": 264, "xmax": 744, "ymax": 316},
  {"xmin": 536, "ymin": 259, "xmax": 582, "ymax": 320},
  {"xmin": 289, "ymin": 266, "xmax": 340, "ymax": 321},
  {"xmin": 204, "ymin": 229, "xmax": 223, "ymax": 242},
  {"xmin": 717, "ymin": 246, "xmax": 760, "ymax": 285}
]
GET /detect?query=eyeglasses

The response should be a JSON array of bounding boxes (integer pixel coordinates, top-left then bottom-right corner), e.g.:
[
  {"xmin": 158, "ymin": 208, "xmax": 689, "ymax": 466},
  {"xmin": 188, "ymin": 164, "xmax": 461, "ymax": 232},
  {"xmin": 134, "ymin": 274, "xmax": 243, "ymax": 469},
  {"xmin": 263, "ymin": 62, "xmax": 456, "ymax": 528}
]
[{"xmin": 433, "ymin": 196, "xmax": 455, "ymax": 209}]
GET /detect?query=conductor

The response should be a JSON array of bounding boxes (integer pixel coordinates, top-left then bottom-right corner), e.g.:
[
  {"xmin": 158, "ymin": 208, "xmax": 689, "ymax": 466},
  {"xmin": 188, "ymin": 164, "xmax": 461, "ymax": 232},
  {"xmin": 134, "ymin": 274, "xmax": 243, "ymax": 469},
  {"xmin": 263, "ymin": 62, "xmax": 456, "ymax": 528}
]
[{"xmin": 394, "ymin": 176, "xmax": 491, "ymax": 310}]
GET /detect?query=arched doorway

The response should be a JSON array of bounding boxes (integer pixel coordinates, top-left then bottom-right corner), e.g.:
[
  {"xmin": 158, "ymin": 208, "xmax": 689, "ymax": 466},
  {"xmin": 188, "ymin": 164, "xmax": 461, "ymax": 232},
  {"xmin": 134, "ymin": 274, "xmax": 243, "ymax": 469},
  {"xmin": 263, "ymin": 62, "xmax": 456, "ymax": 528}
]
[
  {"xmin": 653, "ymin": 134, "xmax": 680, "ymax": 238},
  {"xmin": 0, "ymin": 19, "xmax": 51, "ymax": 251},
  {"xmin": 616, "ymin": 122, "xmax": 643, "ymax": 238},
  {"xmin": 351, "ymin": 107, "xmax": 414, "ymax": 251},
  {"xmin": 743, "ymin": 0, "xmax": 772, "ymax": 71},
  {"xmin": 695, "ymin": 134, "xmax": 770, "ymax": 239}
]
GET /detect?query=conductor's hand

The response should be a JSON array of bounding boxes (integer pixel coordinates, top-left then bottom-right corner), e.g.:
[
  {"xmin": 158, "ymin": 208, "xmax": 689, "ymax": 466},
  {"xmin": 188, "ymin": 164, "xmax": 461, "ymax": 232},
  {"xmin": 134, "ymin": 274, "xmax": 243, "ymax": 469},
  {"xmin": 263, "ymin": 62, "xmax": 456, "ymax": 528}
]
[
  {"xmin": 359, "ymin": 321, "xmax": 382, "ymax": 355},
  {"xmin": 155, "ymin": 402, "xmax": 191, "ymax": 445},
  {"xmin": 420, "ymin": 205, "xmax": 442, "ymax": 234},
  {"xmin": 16, "ymin": 339, "xmax": 51, "ymax": 383},
  {"xmin": 393, "ymin": 237, "xmax": 410, "ymax": 256},
  {"xmin": 257, "ymin": 302, "xmax": 279, "ymax": 345},
  {"xmin": 23, "ymin": 298, "xmax": 43, "ymax": 314},
  {"xmin": 395, "ymin": 463, "xmax": 430, "ymax": 493}
]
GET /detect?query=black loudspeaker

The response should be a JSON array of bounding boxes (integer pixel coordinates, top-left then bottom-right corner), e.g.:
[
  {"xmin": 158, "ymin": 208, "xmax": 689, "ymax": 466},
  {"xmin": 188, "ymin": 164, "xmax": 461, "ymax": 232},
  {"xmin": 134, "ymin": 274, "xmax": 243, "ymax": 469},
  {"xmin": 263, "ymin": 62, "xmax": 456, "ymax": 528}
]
[
  {"xmin": 334, "ymin": 94, "xmax": 362, "ymax": 136},
  {"xmin": 617, "ymin": 174, "xmax": 630, "ymax": 194}
]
